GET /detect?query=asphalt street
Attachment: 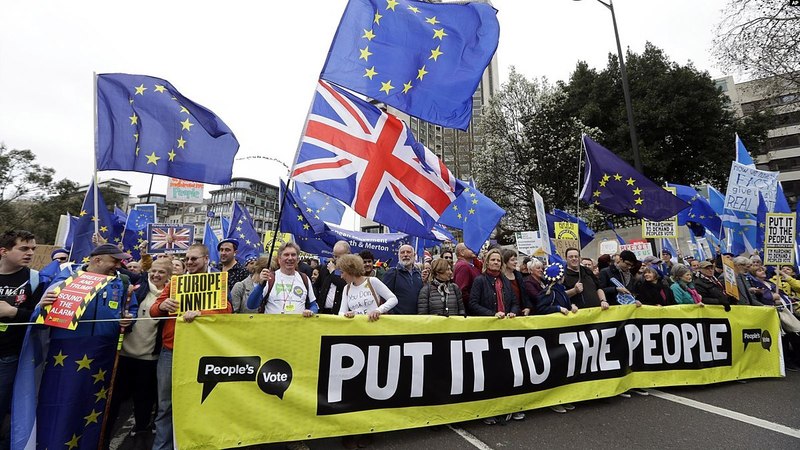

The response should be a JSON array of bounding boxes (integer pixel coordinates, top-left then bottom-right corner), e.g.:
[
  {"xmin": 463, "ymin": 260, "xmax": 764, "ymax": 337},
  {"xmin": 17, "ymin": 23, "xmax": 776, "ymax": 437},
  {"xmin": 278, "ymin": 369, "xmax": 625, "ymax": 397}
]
[{"xmin": 111, "ymin": 371, "xmax": 800, "ymax": 450}]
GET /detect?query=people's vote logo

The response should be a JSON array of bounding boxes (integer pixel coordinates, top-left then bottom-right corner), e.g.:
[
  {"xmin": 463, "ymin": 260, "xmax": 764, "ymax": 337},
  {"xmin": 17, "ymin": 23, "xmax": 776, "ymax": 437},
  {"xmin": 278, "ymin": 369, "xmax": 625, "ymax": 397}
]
[
  {"xmin": 742, "ymin": 329, "xmax": 772, "ymax": 351},
  {"xmin": 197, "ymin": 356, "xmax": 293, "ymax": 403}
]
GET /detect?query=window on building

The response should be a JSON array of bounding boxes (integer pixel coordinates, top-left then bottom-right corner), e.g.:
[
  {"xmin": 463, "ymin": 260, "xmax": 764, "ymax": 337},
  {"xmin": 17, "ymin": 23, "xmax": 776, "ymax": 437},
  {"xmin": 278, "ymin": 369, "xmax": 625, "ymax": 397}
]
[{"xmin": 766, "ymin": 133, "xmax": 800, "ymax": 152}]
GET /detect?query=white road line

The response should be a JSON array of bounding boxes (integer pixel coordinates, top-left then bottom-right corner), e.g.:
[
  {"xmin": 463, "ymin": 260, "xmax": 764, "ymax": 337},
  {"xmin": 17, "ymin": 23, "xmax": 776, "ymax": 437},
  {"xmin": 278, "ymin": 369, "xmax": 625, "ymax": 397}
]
[
  {"xmin": 447, "ymin": 424, "xmax": 494, "ymax": 450},
  {"xmin": 648, "ymin": 389, "xmax": 800, "ymax": 439}
]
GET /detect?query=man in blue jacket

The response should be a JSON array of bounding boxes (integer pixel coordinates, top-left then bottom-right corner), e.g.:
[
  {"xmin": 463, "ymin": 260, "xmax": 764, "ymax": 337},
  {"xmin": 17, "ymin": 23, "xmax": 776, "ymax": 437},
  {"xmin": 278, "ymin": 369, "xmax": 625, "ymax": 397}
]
[{"xmin": 382, "ymin": 245, "xmax": 422, "ymax": 314}]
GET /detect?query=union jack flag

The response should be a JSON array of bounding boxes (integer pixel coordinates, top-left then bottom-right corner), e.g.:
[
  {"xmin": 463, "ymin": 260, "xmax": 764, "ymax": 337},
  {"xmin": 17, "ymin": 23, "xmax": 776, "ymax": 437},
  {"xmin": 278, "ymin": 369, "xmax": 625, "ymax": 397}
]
[
  {"xmin": 147, "ymin": 224, "xmax": 194, "ymax": 253},
  {"xmin": 291, "ymin": 80, "xmax": 461, "ymax": 238}
]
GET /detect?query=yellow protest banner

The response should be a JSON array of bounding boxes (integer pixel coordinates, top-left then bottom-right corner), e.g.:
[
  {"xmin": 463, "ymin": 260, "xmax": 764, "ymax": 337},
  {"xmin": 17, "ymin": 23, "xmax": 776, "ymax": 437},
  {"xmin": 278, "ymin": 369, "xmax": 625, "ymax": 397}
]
[
  {"xmin": 173, "ymin": 306, "xmax": 781, "ymax": 449},
  {"xmin": 169, "ymin": 272, "xmax": 228, "ymax": 315},
  {"xmin": 553, "ymin": 221, "xmax": 579, "ymax": 240},
  {"xmin": 263, "ymin": 231, "xmax": 291, "ymax": 252}
]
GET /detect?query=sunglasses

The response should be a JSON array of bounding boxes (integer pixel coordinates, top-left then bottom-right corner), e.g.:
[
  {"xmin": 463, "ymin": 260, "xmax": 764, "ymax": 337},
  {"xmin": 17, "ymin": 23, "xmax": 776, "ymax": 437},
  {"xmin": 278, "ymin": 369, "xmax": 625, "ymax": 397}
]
[
  {"xmin": 186, "ymin": 256, "xmax": 205, "ymax": 262},
  {"xmin": 443, "ymin": 255, "xmax": 453, "ymax": 260},
  {"xmin": 53, "ymin": 257, "xmax": 68, "ymax": 262}
]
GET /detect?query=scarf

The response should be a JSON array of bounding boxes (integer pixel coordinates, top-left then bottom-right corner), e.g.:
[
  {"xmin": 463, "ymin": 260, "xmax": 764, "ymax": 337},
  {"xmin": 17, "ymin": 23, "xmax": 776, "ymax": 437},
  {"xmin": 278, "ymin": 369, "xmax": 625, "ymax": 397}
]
[{"xmin": 485, "ymin": 270, "xmax": 505, "ymax": 313}]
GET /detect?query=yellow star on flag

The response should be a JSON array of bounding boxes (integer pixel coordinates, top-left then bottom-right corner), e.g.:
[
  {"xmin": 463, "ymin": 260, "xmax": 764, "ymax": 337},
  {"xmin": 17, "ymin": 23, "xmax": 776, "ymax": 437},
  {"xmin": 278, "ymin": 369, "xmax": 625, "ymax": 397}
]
[
  {"xmin": 599, "ymin": 180, "xmax": 607, "ymax": 187},
  {"xmin": 416, "ymin": 66, "xmax": 428, "ymax": 80},
  {"xmin": 146, "ymin": 152, "xmax": 161, "ymax": 165},
  {"xmin": 380, "ymin": 80, "xmax": 394, "ymax": 94},
  {"xmin": 364, "ymin": 66, "xmax": 378, "ymax": 80},
  {"xmin": 429, "ymin": 46, "xmax": 444, "ymax": 61},
  {"xmin": 168, "ymin": 149, "xmax": 176, "ymax": 162},
  {"xmin": 626, "ymin": 177, "xmax": 636, "ymax": 186},
  {"xmin": 134, "ymin": 84, "xmax": 147, "ymax": 95},
  {"xmin": 425, "ymin": 16, "xmax": 440, "ymax": 25},
  {"xmin": 94, "ymin": 386, "xmax": 108, "ymax": 402},
  {"xmin": 634, "ymin": 198, "xmax": 643, "ymax": 205},
  {"xmin": 75, "ymin": 354, "xmax": 93, "ymax": 371},
  {"xmin": 374, "ymin": 11, "xmax": 383, "ymax": 24},
  {"xmin": 79, "ymin": 210, "xmax": 87, "ymax": 216},
  {"xmin": 92, "ymin": 368, "xmax": 107, "ymax": 384},
  {"xmin": 632, "ymin": 187, "xmax": 642, "ymax": 195},
  {"xmin": 613, "ymin": 173, "xmax": 622, "ymax": 181},
  {"xmin": 179, "ymin": 106, "xmax": 190, "ymax": 114},
  {"xmin": 99, "ymin": 226, "xmax": 108, "ymax": 233},
  {"xmin": 469, "ymin": 208, "xmax": 476, "ymax": 214},
  {"xmin": 386, "ymin": 0, "xmax": 398, "ymax": 11},
  {"xmin": 180, "ymin": 118, "xmax": 194, "ymax": 131},
  {"xmin": 53, "ymin": 350, "xmax": 67, "ymax": 367},
  {"xmin": 402, "ymin": 81, "xmax": 413, "ymax": 94},
  {"xmin": 359, "ymin": 46, "xmax": 372, "ymax": 61},
  {"xmin": 408, "ymin": 5, "xmax": 420, "ymax": 13},
  {"xmin": 593, "ymin": 190, "xmax": 601, "ymax": 197},
  {"xmin": 362, "ymin": 29, "xmax": 376, "ymax": 40},
  {"xmin": 66, "ymin": 433, "xmax": 81, "ymax": 450},
  {"xmin": 154, "ymin": 84, "xmax": 167, "ymax": 93},
  {"xmin": 133, "ymin": 133, "xmax": 139, "ymax": 142},
  {"xmin": 433, "ymin": 28, "xmax": 448, "ymax": 40},
  {"xmin": 84, "ymin": 409, "xmax": 102, "ymax": 426},
  {"xmin": 129, "ymin": 112, "xmax": 138, "ymax": 125},
  {"xmin": 177, "ymin": 136, "xmax": 186, "ymax": 149},
  {"xmin": 602, "ymin": 174, "xmax": 611, "ymax": 182},
  {"xmin": 629, "ymin": 208, "xmax": 639, "ymax": 214},
  {"xmin": 135, "ymin": 146, "xmax": 140, "ymax": 156}
]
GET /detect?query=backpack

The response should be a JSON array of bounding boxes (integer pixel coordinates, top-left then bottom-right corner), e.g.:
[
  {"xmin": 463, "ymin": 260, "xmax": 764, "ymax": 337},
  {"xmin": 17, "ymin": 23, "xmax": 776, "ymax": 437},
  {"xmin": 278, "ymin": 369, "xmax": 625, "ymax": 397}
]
[
  {"xmin": 344, "ymin": 277, "xmax": 383, "ymax": 307},
  {"xmin": 258, "ymin": 272, "xmax": 311, "ymax": 314}
]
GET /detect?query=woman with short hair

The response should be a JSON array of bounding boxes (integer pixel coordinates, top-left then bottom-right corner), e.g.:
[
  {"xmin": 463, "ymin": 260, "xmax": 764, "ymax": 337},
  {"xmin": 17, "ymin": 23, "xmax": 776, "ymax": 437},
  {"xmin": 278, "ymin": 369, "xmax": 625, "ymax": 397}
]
[{"xmin": 418, "ymin": 258, "xmax": 464, "ymax": 316}]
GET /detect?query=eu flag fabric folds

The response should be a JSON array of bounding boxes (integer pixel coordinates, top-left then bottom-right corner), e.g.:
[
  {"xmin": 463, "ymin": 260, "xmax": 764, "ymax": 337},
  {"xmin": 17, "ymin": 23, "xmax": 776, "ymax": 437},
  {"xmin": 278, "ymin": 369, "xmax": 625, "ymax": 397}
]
[
  {"xmin": 292, "ymin": 80, "xmax": 460, "ymax": 239},
  {"xmin": 280, "ymin": 181, "xmax": 326, "ymax": 237},
  {"xmin": 226, "ymin": 202, "xmax": 262, "ymax": 261},
  {"xmin": 757, "ymin": 193, "xmax": 768, "ymax": 255},
  {"xmin": 439, "ymin": 180, "xmax": 504, "ymax": 254},
  {"xmin": 70, "ymin": 184, "xmax": 117, "ymax": 264},
  {"xmin": 579, "ymin": 136, "xmax": 689, "ymax": 221},
  {"xmin": 12, "ymin": 332, "xmax": 117, "ymax": 450},
  {"xmin": 321, "ymin": 0, "xmax": 500, "ymax": 130},
  {"xmin": 292, "ymin": 181, "xmax": 346, "ymax": 225},
  {"xmin": 121, "ymin": 208, "xmax": 156, "ymax": 260},
  {"xmin": 203, "ymin": 222, "xmax": 220, "ymax": 266},
  {"xmin": 96, "ymin": 73, "xmax": 240, "ymax": 184},
  {"xmin": 667, "ymin": 183, "xmax": 722, "ymax": 236}
]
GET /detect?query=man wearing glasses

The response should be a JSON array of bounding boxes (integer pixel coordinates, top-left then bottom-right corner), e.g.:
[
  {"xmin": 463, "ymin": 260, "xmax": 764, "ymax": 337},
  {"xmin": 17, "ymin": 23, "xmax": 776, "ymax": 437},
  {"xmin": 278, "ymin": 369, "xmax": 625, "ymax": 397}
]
[
  {"xmin": 50, "ymin": 248, "xmax": 69, "ymax": 264},
  {"xmin": 598, "ymin": 250, "xmax": 638, "ymax": 304},
  {"xmin": 150, "ymin": 243, "xmax": 232, "ymax": 450}
]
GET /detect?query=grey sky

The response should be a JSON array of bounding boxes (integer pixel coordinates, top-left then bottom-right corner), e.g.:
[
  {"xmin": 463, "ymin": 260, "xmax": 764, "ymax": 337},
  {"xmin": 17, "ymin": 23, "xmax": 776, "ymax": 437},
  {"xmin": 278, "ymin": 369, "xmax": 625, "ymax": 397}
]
[{"xmin": 0, "ymin": 0, "xmax": 729, "ymax": 198}]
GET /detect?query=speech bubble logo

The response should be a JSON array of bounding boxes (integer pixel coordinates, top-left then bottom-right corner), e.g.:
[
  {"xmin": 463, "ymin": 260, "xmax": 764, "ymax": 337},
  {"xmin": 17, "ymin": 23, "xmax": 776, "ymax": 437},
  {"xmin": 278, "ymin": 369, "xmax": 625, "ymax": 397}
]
[
  {"xmin": 761, "ymin": 330, "xmax": 772, "ymax": 351},
  {"xmin": 742, "ymin": 329, "xmax": 762, "ymax": 350},
  {"xmin": 257, "ymin": 359, "xmax": 293, "ymax": 399},
  {"xmin": 197, "ymin": 356, "xmax": 260, "ymax": 403}
]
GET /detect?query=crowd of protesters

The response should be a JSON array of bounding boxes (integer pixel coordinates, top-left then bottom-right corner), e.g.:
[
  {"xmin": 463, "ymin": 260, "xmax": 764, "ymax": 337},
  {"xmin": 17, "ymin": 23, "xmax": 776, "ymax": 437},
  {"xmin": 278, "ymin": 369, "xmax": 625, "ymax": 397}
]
[{"xmin": 1, "ymin": 228, "xmax": 799, "ymax": 449}]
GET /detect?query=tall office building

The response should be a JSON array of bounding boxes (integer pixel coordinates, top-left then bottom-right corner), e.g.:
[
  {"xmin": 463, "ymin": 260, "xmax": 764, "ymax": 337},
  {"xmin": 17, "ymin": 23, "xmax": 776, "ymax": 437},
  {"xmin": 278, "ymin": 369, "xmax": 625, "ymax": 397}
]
[{"xmin": 716, "ymin": 75, "xmax": 800, "ymax": 207}]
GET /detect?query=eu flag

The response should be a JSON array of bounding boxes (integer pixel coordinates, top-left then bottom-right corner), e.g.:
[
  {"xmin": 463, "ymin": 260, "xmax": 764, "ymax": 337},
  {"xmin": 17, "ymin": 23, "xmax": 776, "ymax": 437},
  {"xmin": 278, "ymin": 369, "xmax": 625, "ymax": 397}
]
[
  {"xmin": 667, "ymin": 183, "xmax": 722, "ymax": 236},
  {"xmin": 580, "ymin": 135, "xmax": 689, "ymax": 221},
  {"xmin": 292, "ymin": 181, "xmax": 346, "ymax": 225},
  {"xmin": 279, "ymin": 181, "xmax": 326, "ymax": 237},
  {"xmin": 203, "ymin": 221, "xmax": 220, "ymax": 266},
  {"xmin": 112, "ymin": 207, "xmax": 127, "ymax": 242},
  {"xmin": 70, "ymin": 183, "xmax": 117, "ymax": 264},
  {"xmin": 757, "ymin": 193, "xmax": 768, "ymax": 255},
  {"xmin": 226, "ymin": 202, "xmax": 262, "ymax": 261},
  {"xmin": 96, "ymin": 73, "xmax": 240, "ymax": 184},
  {"xmin": 121, "ymin": 208, "xmax": 156, "ymax": 260},
  {"xmin": 439, "ymin": 179, "xmax": 504, "ymax": 254},
  {"xmin": 321, "ymin": 0, "xmax": 499, "ymax": 130}
]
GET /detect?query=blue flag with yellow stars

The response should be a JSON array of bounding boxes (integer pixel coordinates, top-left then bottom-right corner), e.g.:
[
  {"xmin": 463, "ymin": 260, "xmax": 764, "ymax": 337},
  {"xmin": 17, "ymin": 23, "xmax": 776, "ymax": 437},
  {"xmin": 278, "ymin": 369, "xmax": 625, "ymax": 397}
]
[
  {"xmin": 292, "ymin": 181, "xmax": 346, "ymax": 225},
  {"xmin": 666, "ymin": 183, "xmax": 722, "ymax": 236},
  {"xmin": 112, "ymin": 206, "xmax": 127, "ymax": 239},
  {"xmin": 321, "ymin": 0, "xmax": 499, "ymax": 130},
  {"xmin": 96, "ymin": 73, "xmax": 240, "ymax": 184},
  {"xmin": 203, "ymin": 221, "xmax": 221, "ymax": 266},
  {"xmin": 12, "ymin": 332, "xmax": 117, "ymax": 450},
  {"xmin": 121, "ymin": 208, "xmax": 156, "ymax": 260},
  {"xmin": 70, "ymin": 183, "xmax": 118, "ymax": 264},
  {"xmin": 580, "ymin": 135, "xmax": 689, "ymax": 222},
  {"xmin": 226, "ymin": 202, "xmax": 262, "ymax": 262},
  {"xmin": 280, "ymin": 180, "xmax": 327, "ymax": 238},
  {"xmin": 438, "ymin": 179, "xmax": 504, "ymax": 254}
]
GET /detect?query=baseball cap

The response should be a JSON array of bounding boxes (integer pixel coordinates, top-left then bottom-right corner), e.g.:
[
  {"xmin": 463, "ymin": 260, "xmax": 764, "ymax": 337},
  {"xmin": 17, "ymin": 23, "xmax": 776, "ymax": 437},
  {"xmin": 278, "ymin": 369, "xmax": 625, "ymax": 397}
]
[{"xmin": 90, "ymin": 244, "xmax": 131, "ymax": 260}]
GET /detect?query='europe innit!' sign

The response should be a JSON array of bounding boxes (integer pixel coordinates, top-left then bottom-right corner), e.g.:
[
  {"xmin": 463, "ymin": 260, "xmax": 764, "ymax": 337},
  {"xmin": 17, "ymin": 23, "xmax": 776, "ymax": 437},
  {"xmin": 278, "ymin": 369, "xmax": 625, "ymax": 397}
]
[{"xmin": 170, "ymin": 272, "xmax": 228, "ymax": 315}]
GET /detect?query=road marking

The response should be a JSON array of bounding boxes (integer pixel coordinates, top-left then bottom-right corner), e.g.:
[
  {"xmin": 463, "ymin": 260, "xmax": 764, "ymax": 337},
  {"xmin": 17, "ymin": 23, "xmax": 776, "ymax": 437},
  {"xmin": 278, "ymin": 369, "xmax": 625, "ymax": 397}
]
[
  {"xmin": 648, "ymin": 389, "xmax": 800, "ymax": 439},
  {"xmin": 447, "ymin": 425, "xmax": 494, "ymax": 450},
  {"xmin": 109, "ymin": 413, "xmax": 135, "ymax": 450}
]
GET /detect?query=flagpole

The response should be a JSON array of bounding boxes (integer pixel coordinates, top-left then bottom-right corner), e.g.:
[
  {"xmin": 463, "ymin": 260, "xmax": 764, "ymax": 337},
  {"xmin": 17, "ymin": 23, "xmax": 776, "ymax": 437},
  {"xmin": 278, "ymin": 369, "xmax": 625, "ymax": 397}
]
[
  {"xmin": 266, "ymin": 83, "xmax": 320, "ymax": 262},
  {"xmin": 93, "ymin": 72, "xmax": 100, "ymax": 238}
]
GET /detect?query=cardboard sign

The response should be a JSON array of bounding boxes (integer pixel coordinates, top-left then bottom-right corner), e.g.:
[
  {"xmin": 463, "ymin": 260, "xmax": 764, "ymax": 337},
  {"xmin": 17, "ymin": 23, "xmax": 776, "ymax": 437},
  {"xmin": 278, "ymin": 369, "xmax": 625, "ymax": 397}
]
[
  {"xmin": 167, "ymin": 178, "xmax": 204, "ymax": 204},
  {"xmin": 620, "ymin": 242, "xmax": 653, "ymax": 262},
  {"xmin": 31, "ymin": 244, "xmax": 58, "ymax": 270},
  {"xmin": 599, "ymin": 239, "xmax": 619, "ymax": 256},
  {"xmin": 642, "ymin": 187, "xmax": 678, "ymax": 238},
  {"xmin": 764, "ymin": 213, "xmax": 796, "ymax": 266},
  {"xmin": 554, "ymin": 222, "xmax": 579, "ymax": 240},
  {"xmin": 724, "ymin": 161, "xmax": 778, "ymax": 214},
  {"xmin": 170, "ymin": 272, "xmax": 228, "ymax": 315},
  {"xmin": 147, "ymin": 223, "xmax": 195, "ymax": 254},
  {"xmin": 37, "ymin": 271, "xmax": 115, "ymax": 329},
  {"xmin": 722, "ymin": 255, "xmax": 739, "ymax": 300},
  {"xmin": 553, "ymin": 239, "xmax": 580, "ymax": 258}
]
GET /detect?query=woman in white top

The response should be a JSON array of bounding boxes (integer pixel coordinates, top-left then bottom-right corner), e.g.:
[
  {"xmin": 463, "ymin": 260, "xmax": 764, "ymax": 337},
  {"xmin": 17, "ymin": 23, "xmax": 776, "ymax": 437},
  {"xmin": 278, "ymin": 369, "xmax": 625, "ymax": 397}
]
[{"xmin": 337, "ymin": 254, "xmax": 398, "ymax": 321}]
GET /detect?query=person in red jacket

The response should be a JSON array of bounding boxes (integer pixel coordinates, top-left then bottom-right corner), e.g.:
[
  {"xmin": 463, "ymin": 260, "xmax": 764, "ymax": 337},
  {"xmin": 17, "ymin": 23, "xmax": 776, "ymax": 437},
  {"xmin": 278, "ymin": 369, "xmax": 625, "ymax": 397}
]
[
  {"xmin": 150, "ymin": 243, "xmax": 231, "ymax": 450},
  {"xmin": 453, "ymin": 243, "xmax": 480, "ymax": 308}
]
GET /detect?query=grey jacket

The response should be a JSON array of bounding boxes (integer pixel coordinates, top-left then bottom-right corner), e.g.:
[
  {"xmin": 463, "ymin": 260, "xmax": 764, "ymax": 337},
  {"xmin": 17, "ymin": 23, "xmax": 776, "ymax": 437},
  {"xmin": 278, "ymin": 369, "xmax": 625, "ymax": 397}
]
[{"xmin": 418, "ymin": 281, "xmax": 465, "ymax": 316}]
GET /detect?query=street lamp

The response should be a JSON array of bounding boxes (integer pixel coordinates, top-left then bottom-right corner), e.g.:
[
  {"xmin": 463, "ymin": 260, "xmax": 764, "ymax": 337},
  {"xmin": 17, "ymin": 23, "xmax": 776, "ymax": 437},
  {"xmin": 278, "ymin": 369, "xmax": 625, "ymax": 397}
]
[{"xmin": 574, "ymin": 0, "xmax": 642, "ymax": 173}]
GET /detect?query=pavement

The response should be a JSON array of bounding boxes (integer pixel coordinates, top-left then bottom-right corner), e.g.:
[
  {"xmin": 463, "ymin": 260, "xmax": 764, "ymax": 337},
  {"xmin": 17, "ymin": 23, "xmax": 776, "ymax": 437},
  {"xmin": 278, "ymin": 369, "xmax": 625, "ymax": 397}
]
[{"xmin": 111, "ymin": 371, "xmax": 800, "ymax": 450}]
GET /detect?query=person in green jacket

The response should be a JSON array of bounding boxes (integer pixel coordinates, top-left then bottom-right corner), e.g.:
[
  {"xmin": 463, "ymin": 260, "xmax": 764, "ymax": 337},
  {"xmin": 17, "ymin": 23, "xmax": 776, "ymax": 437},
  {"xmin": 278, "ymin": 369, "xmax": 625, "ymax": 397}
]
[{"xmin": 670, "ymin": 264, "xmax": 704, "ymax": 305}]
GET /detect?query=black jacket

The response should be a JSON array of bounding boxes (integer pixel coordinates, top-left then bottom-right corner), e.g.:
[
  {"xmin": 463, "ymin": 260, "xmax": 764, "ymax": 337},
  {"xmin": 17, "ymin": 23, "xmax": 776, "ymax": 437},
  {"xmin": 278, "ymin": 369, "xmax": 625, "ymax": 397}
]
[
  {"xmin": 694, "ymin": 273, "xmax": 732, "ymax": 307},
  {"xmin": 634, "ymin": 278, "xmax": 675, "ymax": 306},
  {"xmin": 468, "ymin": 273, "xmax": 520, "ymax": 316},
  {"xmin": 599, "ymin": 265, "xmax": 636, "ymax": 305},
  {"xmin": 318, "ymin": 271, "xmax": 347, "ymax": 314}
]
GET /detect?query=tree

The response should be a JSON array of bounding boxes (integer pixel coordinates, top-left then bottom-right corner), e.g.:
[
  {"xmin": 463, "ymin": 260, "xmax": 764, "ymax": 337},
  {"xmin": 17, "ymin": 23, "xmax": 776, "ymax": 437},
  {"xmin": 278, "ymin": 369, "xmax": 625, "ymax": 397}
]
[
  {"xmin": 562, "ymin": 42, "xmax": 772, "ymax": 189},
  {"xmin": 476, "ymin": 68, "xmax": 594, "ymax": 239},
  {"xmin": 0, "ymin": 144, "xmax": 54, "ymax": 222},
  {"xmin": 713, "ymin": 0, "xmax": 800, "ymax": 90}
]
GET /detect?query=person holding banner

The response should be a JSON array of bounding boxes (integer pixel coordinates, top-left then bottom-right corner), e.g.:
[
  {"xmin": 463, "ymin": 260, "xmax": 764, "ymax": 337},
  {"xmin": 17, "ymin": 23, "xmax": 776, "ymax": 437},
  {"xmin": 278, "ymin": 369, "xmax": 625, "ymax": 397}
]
[
  {"xmin": 337, "ymin": 254, "xmax": 397, "ymax": 321},
  {"xmin": 454, "ymin": 243, "xmax": 481, "ymax": 307},
  {"xmin": 563, "ymin": 248, "xmax": 608, "ymax": 310},
  {"xmin": 669, "ymin": 264, "xmax": 704, "ymax": 305},
  {"xmin": 599, "ymin": 250, "xmax": 638, "ymax": 304},
  {"xmin": 693, "ymin": 261, "xmax": 732, "ymax": 310},
  {"xmin": 468, "ymin": 249, "xmax": 519, "ymax": 319},
  {"xmin": 150, "ymin": 243, "xmax": 232, "ymax": 450},
  {"xmin": 522, "ymin": 259, "xmax": 546, "ymax": 316},
  {"xmin": 634, "ymin": 267, "xmax": 675, "ymax": 306},
  {"xmin": 231, "ymin": 256, "xmax": 266, "ymax": 314},
  {"xmin": 382, "ymin": 245, "xmax": 423, "ymax": 315},
  {"xmin": 418, "ymin": 258, "xmax": 464, "ymax": 317},
  {"xmin": 246, "ymin": 243, "xmax": 318, "ymax": 316},
  {"xmin": 733, "ymin": 256, "xmax": 763, "ymax": 306}
]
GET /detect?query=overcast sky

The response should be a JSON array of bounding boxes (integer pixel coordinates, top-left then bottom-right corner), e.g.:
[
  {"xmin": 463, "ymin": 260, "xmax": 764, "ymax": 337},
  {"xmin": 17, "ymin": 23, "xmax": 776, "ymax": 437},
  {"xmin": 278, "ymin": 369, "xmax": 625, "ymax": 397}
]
[{"xmin": 0, "ymin": 0, "xmax": 731, "ymax": 199}]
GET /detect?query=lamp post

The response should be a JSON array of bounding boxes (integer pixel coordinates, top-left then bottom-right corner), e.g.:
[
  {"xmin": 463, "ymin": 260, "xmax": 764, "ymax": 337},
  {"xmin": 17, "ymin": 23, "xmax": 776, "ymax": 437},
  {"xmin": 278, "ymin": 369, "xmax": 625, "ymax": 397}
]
[{"xmin": 575, "ymin": 0, "xmax": 642, "ymax": 173}]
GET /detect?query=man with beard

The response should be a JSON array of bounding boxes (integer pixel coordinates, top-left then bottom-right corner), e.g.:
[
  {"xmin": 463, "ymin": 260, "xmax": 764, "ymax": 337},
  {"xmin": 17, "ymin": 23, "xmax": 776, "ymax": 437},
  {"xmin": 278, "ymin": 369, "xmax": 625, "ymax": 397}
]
[{"xmin": 382, "ymin": 245, "xmax": 422, "ymax": 314}]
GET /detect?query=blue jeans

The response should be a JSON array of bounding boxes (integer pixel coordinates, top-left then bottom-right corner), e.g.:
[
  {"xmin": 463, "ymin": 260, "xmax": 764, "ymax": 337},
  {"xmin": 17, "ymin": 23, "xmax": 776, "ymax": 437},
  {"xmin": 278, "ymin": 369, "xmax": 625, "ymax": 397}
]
[
  {"xmin": 0, "ymin": 355, "xmax": 19, "ymax": 450},
  {"xmin": 153, "ymin": 349, "xmax": 173, "ymax": 450}
]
